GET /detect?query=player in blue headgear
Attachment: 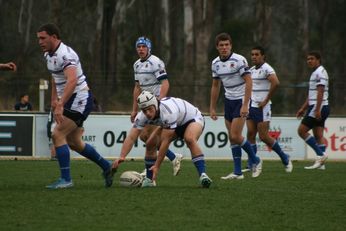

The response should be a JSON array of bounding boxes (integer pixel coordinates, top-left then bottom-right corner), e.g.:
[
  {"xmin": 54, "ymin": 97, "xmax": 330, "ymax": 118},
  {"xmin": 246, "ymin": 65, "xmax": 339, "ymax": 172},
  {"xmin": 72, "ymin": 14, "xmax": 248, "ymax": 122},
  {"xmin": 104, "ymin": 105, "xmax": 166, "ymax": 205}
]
[{"xmin": 135, "ymin": 36, "xmax": 152, "ymax": 58}]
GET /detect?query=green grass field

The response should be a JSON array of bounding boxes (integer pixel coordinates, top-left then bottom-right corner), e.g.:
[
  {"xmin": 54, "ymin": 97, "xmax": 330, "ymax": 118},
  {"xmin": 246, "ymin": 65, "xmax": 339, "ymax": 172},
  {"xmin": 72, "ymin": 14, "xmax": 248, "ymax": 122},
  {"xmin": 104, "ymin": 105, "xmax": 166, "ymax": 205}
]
[{"xmin": 0, "ymin": 159, "xmax": 346, "ymax": 231}]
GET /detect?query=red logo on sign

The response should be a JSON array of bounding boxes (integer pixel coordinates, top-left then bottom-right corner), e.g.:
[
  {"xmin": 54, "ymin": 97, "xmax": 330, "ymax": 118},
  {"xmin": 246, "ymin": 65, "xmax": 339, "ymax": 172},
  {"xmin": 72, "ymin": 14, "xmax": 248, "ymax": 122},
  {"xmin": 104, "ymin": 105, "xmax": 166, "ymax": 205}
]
[{"xmin": 268, "ymin": 127, "xmax": 281, "ymax": 151}]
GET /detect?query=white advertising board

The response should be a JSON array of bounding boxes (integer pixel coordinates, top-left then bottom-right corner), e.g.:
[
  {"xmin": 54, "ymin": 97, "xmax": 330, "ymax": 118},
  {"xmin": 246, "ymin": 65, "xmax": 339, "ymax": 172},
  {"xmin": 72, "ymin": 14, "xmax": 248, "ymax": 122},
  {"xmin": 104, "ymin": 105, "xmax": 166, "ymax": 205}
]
[
  {"xmin": 35, "ymin": 115, "xmax": 307, "ymax": 160},
  {"xmin": 306, "ymin": 118, "xmax": 346, "ymax": 160}
]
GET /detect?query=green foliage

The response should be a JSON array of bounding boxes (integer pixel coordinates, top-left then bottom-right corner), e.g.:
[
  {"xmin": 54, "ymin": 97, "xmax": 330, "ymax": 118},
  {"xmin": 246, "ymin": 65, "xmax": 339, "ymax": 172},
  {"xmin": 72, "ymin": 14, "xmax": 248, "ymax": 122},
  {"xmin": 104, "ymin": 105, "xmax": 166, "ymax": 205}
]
[{"xmin": 1, "ymin": 159, "xmax": 346, "ymax": 230}]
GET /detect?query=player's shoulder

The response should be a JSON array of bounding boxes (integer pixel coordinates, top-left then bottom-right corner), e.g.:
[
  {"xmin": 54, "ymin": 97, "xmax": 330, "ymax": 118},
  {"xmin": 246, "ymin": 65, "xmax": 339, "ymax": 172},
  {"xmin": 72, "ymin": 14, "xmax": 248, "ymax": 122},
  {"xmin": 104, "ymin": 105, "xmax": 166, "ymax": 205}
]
[
  {"xmin": 160, "ymin": 96, "xmax": 175, "ymax": 106},
  {"xmin": 313, "ymin": 66, "xmax": 329, "ymax": 80},
  {"xmin": 231, "ymin": 52, "xmax": 247, "ymax": 62},
  {"xmin": 315, "ymin": 65, "xmax": 327, "ymax": 74},
  {"xmin": 134, "ymin": 111, "xmax": 147, "ymax": 124},
  {"xmin": 148, "ymin": 54, "xmax": 164, "ymax": 63},
  {"xmin": 133, "ymin": 58, "xmax": 141, "ymax": 67},
  {"xmin": 262, "ymin": 62, "xmax": 275, "ymax": 72},
  {"xmin": 56, "ymin": 42, "xmax": 78, "ymax": 58},
  {"xmin": 161, "ymin": 96, "xmax": 184, "ymax": 108},
  {"xmin": 212, "ymin": 56, "xmax": 221, "ymax": 65}
]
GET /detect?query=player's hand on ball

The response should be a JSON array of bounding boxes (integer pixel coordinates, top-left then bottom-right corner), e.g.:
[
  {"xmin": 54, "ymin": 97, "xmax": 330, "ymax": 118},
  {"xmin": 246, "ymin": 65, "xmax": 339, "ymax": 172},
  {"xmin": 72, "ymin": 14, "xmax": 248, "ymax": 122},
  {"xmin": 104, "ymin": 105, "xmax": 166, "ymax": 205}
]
[
  {"xmin": 112, "ymin": 157, "xmax": 124, "ymax": 169},
  {"xmin": 150, "ymin": 165, "xmax": 159, "ymax": 181}
]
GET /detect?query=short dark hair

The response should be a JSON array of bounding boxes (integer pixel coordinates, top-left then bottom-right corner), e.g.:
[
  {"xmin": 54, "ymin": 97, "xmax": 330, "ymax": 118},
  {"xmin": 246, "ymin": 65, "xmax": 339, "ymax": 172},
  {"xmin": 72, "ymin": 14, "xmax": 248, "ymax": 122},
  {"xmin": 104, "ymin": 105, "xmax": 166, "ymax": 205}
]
[
  {"xmin": 215, "ymin": 33, "xmax": 232, "ymax": 46},
  {"xmin": 252, "ymin": 46, "xmax": 265, "ymax": 56},
  {"xmin": 308, "ymin": 51, "xmax": 322, "ymax": 61},
  {"xmin": 37, "ymin": 23, "xmax": 61, "ymax": 39},
  {"xmin": 20, "ymin": 93, "xmax": 28, "ymax": 99}
]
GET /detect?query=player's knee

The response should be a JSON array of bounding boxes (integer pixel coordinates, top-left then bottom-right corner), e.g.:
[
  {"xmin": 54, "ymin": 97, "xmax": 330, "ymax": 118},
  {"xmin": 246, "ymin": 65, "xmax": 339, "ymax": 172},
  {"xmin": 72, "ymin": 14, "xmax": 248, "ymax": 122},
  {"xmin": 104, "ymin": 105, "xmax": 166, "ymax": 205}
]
[
  {"xmin": 258, "ymin": 132, "xmax": 269, "ymax": 142},
  {"xmin": 69, "ymin": 142, "xmax": 84, "ymax": 152},
  {"xmin": 184, "ymin": 136, "xmax": 197, "ymax": 148},
  {"xmin": 68, "ymin": 143, "xmax": 77, "ymax": 151},
  {"xmin": 139, "ymin": 133, "xmax": 148, "ymax": 142},
  {"xmin": 297, "ymin": 127, "xmax": 306, "ymax": 138},
  {"xmin": 229, "ymin": 135, "xmax": 241, "ymax": 144},
  {"xmin": 66, "ymin": 137, "xmax": 83, "ymax": 152},
  {"xmin": 52, "ymin": 132, "xmax": 64, "ymax": 145}
]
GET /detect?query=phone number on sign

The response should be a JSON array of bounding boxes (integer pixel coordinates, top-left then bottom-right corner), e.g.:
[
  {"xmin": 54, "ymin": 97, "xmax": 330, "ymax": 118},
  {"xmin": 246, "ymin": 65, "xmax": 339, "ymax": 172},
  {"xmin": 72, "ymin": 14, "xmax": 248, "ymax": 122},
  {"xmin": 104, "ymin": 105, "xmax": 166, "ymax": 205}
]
[{"xmin": 101, "ymin": 131, "xmax": 229, "ymax": 149}]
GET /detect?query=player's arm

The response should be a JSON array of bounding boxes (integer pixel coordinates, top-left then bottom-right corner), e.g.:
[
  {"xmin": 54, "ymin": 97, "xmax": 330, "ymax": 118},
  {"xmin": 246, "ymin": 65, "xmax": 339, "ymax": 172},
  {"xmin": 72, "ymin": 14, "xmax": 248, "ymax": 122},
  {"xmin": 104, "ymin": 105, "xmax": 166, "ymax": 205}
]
[
  {"xmin": 131, "ymin": 82, "xmax": 141, "ymax": 122},
  {"xmin": 259, "ymin": 74, "xmax": 279, "ymax": 108},
  {"xmin": 296, "ymin": 98, "xmax": 308, "ymax": 118},
  {"xmin": 241, "ymin": 73, "xmax": 252, "ymax": 117},
  {"xmin": 50, "ymin": 77, "xmax": 58, "ymax": 109},
  {"xmin": 112, "ymin": 127, "xmax": 141, "ymax": 169},
  {"xmin": 54, "ymin": 66, "xmax": 78, "ymax": 124},
  {"xmin": 151, "ymin": 128, "xmax": 175, "ymax": 180},
  {"xmin": 315, "ymin": 85, "xmax": 325, "ymax": 120},
  {"xmin": 209, "ymin": 79, "xmax": 221, "ymax": 120},
  {"xmin": 158, "ymin": 79, "xmax": 169, "ymax": 99},
  {"xmin": 0, "ymin": 62, "xmax": 17, "ymax": 71}
]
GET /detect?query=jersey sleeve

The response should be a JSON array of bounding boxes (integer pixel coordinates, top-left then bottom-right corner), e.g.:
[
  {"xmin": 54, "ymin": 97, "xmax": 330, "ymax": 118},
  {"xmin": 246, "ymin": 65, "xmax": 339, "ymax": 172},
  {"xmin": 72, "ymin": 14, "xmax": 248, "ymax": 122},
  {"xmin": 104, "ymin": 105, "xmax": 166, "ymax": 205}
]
[
  {"xmin": 153, "ymin": 59, "xmax": 167, "ymax": 81},
  {"xmin": 315, "ymin": 69, "xmax": 328, "ymax": 86},
  {"xmin": 160, "ymin": 104, "xmax": 178, "ymax": 129},
  {"xmin": 211, "ymin": 60, "xmax": 219, "ymax": 79},
  {"xmin": 264, "ymin": 63, "xmax": 276, "ymax": 78},
  {"xmin": 60, "ymin": 52, "xmax": 78, "ymax": 70},
  {"xmin": 133, "ymin": 112, "xmax": 147, "ymax": 130},
  {"xmin": 163, "ymin": 114, "xmax": 177, "ymax": 129},
  {"xmin": 238, "ymin": 57, "xmax": 250, "ymax": 77},
  {"xmin": 133, "ymin": 61, "xmax": 139, "ymax": 81}
]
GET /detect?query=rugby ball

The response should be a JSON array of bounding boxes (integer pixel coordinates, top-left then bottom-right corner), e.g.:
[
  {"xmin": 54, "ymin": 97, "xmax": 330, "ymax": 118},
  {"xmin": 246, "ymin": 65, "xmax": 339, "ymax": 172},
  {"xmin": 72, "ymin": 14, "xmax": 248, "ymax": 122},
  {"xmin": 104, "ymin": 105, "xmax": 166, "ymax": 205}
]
[{"xmin": 119, "ymin": 171, "xmax": 143, "ymax": 187}]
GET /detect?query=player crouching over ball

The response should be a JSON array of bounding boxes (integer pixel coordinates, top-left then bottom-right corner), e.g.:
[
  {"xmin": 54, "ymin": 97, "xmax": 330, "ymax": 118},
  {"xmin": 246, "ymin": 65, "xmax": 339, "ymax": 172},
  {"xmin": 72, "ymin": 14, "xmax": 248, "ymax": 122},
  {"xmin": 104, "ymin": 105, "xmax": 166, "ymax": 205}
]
[{"xmin": 112, "ymin": 91, "xmax": 212, "ymax": 188}]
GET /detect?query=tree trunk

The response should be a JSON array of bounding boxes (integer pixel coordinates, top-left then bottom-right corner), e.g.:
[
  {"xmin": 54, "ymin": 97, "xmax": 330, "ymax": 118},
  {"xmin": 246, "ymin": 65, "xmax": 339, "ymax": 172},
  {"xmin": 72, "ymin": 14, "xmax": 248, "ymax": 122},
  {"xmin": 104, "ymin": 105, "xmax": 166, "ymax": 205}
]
[
  {"xmin": 182, "ymin": 0, "xmax": 194, "ymax": 100},
  {"xmin": 161, "ymin": 0, "xmax": 171, "ymax": 64},
  {"xmin": 90, "ymin": 0, "xmax": 104, "ymax": 105},
  {"xmin": 316, "ymin": 0, "xmax": 330, "ymax": 53},
  {"xmin": 50, "ymin": 0, "xmax": 61, "ymax": 26},
  {"xmin": 254, "ymin": 0, "xmax": 272, "ymax": 50},
  {"xmin": 295, "ymin": 0, "xmax": 309, "ymax": 108},
  {"xmin": 193, "ymin": 0, "xmax": 215, "ymax": 110}
]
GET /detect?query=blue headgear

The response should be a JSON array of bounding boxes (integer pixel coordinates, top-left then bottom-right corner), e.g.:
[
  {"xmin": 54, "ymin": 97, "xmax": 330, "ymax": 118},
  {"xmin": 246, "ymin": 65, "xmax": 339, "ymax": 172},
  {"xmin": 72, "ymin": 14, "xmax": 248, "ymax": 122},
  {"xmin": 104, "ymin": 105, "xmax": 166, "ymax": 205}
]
[{"xmin": 135, "ymin": 36, "xmax": 152, "ymax": 53}]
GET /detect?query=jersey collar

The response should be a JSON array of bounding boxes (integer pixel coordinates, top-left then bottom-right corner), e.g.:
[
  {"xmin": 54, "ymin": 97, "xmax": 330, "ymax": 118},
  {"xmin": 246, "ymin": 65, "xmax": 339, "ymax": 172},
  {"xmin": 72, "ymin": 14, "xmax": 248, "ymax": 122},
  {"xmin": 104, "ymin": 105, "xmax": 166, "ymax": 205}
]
[
  {"xmin": 255, "ymin": 62, "xmax": 265, "ymax": 69},
  {"xmin": 219, "ymin": 52, "xmax": 233, "ymax": 62},
  {"xmin": 48, "ymin": 42, "xmax": 62, "ymax": 57},
  {"xmin": 140, "ymin": 54, "xmax": 152, "ymax": 62}
]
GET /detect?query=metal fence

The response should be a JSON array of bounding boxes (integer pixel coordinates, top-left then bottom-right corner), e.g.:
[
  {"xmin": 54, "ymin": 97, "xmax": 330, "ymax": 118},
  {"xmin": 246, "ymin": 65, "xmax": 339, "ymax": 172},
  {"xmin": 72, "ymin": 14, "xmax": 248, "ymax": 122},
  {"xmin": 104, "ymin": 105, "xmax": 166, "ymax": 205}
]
[{"xmin": 1, "ymin": 72, "xmax": 345, "ymax": 116}]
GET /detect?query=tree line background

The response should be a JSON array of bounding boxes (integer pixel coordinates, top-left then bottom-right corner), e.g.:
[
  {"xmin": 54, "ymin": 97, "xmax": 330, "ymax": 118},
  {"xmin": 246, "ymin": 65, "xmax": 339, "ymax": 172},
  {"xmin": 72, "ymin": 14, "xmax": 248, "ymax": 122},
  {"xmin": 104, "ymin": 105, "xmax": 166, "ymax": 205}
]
[{"xmin": 0, "ymin": 0, "xmax": 345, "ymax": 115}]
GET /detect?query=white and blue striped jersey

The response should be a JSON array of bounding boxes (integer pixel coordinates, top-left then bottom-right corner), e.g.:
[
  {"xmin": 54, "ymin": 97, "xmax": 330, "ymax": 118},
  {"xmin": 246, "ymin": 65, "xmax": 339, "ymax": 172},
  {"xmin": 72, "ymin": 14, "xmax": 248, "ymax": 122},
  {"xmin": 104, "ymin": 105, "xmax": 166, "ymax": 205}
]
[
  {"xmin": 308, "ymin": 65, "xmax": 329, "ymax": 106},
  {"xmin": 133, "ymin": 54, "xmax": 167, "ymax": 97},
  {"xmin": 211, "ymin": 53, "xmax": 250, "ymax": 100},
  {"xmin": 250, "ymin": 62, "xmax": 275, "ymax": 107},
  {"xmin": 133, "ymin": 97, "xmax": 203, "ymax": 130},
  {"xmin": 44, "ymin": 42, "xmax": 88, "ymax": 98}
]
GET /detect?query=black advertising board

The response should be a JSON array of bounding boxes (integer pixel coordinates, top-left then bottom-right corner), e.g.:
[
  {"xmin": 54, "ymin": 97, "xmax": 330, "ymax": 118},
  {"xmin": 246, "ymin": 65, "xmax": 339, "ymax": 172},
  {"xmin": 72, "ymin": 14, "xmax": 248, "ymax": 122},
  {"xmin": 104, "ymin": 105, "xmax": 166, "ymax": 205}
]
[{"xmin": 0, "ymin": 115, "xmax": 33, "ymax": 156}]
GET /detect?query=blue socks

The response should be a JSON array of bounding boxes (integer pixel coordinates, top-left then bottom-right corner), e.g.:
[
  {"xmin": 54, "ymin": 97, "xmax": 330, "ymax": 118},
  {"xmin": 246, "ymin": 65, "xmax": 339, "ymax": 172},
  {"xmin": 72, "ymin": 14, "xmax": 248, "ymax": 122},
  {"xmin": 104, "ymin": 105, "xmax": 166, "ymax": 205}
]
[
  {"xmin": 55, "ymin": 143, "xmax": 110, "ymax": 182},
  {"xmin": 318, "ymin": 144, "xmax": 326, "ymax": 153},
  {"xmin": 192, "ymin": 154, "xmax": 206, "ymax": 176},
  {"xmin": 144, "ymin": 158, "xmax": 156, "ymax": 180},
  {"xmin": 251, "ymin": 143, "xmax": 257, "ymax": 154},
  {"xmin": 231, "ymin": 144, "xmax": 242, "ymax": 175},
  {"xmin": 272, "ymin": 141, "xmax": 289, "ymax": 165},
  {"xmin": 165, "ymin": 149, "xmax": 176, "ymax": 161},
  {"xmin": 241, "ymin": 139, "xmax": 260, "ymax": 165},
  {"xmin": 79, "ymin": 143, "xmax": 110, "ymax": 171},
  {"xmin": 56, "ymin": 144, "xmax": 71, "ymax": 182},
  {"xmin": 247, "ymin": 144, "xmax": 257, "ymax": 168},
  {"xmin": 305, "ymin": 135, "xmax": 324, "ymax": 156}
]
